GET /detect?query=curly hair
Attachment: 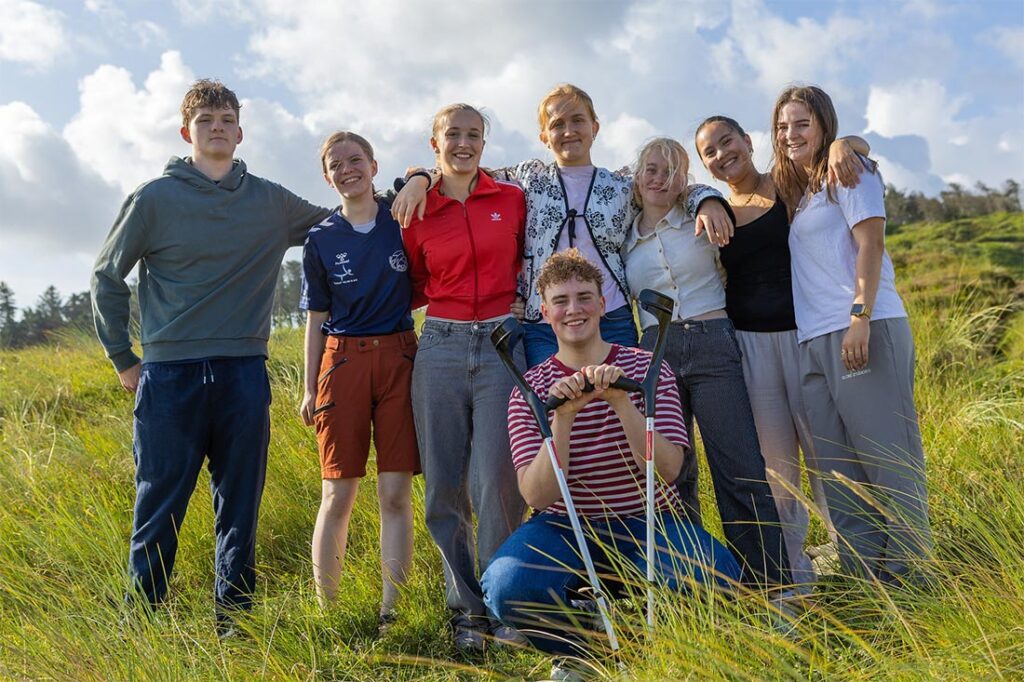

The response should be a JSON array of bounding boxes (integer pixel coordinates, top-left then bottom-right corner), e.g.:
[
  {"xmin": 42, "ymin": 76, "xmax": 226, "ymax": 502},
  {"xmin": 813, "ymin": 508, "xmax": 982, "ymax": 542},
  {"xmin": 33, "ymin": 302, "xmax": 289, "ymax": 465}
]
[
  {"xmin": 180, "ymin": 79, "xmax": 241, "ymax": 128},
  {"xmin": 536, "ymin": 248, "xmax": 604, "ymax": 300}
]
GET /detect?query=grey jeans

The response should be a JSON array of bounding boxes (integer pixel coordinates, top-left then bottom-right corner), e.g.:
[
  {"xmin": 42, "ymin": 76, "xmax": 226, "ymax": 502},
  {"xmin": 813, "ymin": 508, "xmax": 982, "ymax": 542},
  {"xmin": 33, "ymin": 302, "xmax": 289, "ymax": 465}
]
[
  {"xmin": 799, "ymin": 317, "xmax": 933, "ymax": 581},
  {"xmin": 412, "ymin": 318, "xmax": 527, "ymax": 624}
]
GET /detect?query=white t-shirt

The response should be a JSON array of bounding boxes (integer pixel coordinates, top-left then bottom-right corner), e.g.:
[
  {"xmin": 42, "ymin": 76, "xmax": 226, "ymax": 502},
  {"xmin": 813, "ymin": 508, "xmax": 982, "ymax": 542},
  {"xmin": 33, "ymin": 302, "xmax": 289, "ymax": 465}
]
[
  {"xmin": 554, "ymin": 165, "xmax": 629, "ymax": 312},
  {"xmin": 789, "ymin": 165, "xmax": 906, "ymax": 343}
]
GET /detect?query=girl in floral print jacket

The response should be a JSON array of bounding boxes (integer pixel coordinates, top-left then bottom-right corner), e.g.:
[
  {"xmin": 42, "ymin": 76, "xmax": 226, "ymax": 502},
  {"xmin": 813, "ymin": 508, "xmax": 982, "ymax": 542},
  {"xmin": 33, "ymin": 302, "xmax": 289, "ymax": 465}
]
[{"xmin": 393, "ymin": 84, "xmax": 734, "ymax": 366}]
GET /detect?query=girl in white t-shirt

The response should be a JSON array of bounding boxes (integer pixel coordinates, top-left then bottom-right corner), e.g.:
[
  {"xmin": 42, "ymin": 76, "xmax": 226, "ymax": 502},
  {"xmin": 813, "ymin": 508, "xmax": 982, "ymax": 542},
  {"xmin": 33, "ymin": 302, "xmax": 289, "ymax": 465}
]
[{"xmin": 771, "ymin": 85, "xmax": 933, "ymax": 583}]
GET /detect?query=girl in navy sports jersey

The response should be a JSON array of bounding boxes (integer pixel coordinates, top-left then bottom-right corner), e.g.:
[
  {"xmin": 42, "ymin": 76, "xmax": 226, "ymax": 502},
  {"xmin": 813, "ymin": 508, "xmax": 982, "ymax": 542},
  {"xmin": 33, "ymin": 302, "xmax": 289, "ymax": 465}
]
[{"xmin": 299, "ymin": 131, "xmax": 419, "ymax": 631}]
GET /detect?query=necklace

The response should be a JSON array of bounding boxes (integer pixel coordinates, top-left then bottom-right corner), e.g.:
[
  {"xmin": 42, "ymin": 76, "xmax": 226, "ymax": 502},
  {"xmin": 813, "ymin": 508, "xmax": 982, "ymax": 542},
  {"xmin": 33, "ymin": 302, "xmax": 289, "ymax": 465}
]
[{"xmin": 734, "ymin": 172, "xmax": 765, "ymax": 207}]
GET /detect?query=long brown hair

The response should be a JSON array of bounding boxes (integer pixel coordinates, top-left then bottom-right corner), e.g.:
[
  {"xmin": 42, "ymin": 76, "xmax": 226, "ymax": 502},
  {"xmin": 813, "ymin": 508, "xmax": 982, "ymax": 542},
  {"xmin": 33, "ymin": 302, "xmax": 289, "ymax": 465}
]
[{"xmin": 769, "ymin": 85, "xmax": 838, "ymax": 217}]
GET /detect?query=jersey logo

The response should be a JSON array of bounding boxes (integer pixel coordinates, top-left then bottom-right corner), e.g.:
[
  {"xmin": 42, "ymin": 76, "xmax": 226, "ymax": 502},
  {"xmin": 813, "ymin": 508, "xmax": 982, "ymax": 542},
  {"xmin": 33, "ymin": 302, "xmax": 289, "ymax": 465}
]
[
  {"xmin": 389, "ymin": 250, "xmax": 408, "ymax": 272},
  {"xmin": 331, "ymin": 252, "xmax": 358, "ymax": 285},
  {"xmin": 490, "ymin": 212, "xmax": 502, "ymax": 222}
]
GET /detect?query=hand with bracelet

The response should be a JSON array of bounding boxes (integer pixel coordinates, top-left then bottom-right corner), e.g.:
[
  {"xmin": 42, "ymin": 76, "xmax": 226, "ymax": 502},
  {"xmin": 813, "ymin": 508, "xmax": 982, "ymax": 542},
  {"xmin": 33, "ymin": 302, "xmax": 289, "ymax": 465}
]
[{"xmin": 391, "ymin": 167, "xmax": 438, "ymax": 227}]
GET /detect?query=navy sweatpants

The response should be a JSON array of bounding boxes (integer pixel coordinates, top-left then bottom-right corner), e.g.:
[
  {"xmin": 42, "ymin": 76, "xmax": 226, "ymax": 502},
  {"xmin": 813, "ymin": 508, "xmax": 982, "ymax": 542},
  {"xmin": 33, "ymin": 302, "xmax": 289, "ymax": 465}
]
[{"xmin": 129, "ymin": 356, "xmax": 270, "ymax": 616}]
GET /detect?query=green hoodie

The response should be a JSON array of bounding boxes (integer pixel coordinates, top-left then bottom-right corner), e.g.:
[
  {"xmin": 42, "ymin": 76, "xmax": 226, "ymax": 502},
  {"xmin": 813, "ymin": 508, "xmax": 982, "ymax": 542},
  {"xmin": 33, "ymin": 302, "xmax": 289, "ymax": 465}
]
[{"xmin": 91, "ymin": 157, "xmax": 332, "ymax": 372}]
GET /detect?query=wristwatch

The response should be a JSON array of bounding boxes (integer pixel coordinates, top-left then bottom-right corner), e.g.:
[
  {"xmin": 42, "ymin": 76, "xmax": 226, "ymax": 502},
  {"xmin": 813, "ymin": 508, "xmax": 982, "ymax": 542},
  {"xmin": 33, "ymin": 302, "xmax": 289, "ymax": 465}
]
[{"xmin": 850, "ymin": 303, "xmax": 872, "ymax": 319}]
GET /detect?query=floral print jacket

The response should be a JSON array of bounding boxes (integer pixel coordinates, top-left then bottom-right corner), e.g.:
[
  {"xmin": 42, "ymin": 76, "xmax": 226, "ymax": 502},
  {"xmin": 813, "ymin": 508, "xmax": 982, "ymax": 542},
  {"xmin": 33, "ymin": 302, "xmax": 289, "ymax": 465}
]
[{"xmin": 499, "ymin": 159, "xmax": 724, "ymax": 322}]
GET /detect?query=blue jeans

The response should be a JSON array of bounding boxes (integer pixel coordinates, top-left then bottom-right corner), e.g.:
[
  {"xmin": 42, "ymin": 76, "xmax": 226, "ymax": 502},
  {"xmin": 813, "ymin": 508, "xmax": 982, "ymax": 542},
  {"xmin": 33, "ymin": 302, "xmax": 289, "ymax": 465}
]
[
  {"xmin": 642, "ymin": 319, "xmax": 790, "ymax": 588},
  {"xmin": 411, "ymin": 319, "xmax": 527, "ymax": 625},
  {"xmin": 523, "ymin": 304, "xmax": 639, "ymax": 368},
  {"xmin": 481, "ymin": 511, "xmax": 740, "ymax": 655},
  {"xmin": 129, "ymin": 356, "xmax": 270, "ymax": 620}
]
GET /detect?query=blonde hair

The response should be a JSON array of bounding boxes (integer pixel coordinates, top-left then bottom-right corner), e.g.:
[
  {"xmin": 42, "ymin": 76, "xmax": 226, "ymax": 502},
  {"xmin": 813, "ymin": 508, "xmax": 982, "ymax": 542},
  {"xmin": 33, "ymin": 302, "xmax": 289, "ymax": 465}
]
[
  {"xmin": 769, "ymin": 84, "xmax": 839, "ymax": 215},
  {"xmin": 536, "ymin": 248, "xmax": 604, "ymax": 300},
  {"xmin": 537, "ymin": 83, "xmax": 598, "ymax": 132},
  {"xmin": 430, "ymin": 103, "xmax": 489, "ymax": 140},
  {"xmin": 632, "ymin": 137, "xmax": 691, "ymax": 208},
  {"xmin": 318, "ymin": 131, "xmax": 374, "ymax": 174}
]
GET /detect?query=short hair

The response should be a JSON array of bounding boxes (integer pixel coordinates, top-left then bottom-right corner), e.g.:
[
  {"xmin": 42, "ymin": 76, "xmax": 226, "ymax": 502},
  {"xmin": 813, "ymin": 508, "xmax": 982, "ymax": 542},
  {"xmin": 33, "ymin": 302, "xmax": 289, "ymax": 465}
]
[
  {"xmin": 536, "ymin": 248, "xmax": 604, "ymax": 300},
  {"xmin": 430, "ymin": 103, "xmax": 489, "ymax": 140},
  {"xmin": 537, "ymin": 83, "xmax": 598, "ymax": 132},
  {"xmin": 180, "ymin": 79, "xmax": 241, "ymax": 127},
  {"xmin": 318, "ymin": 131, "xmax": 375, "ymax": 174},
  {"xmin": 632, "ymin": 137, "xmax": 691, "ymax": 208}
]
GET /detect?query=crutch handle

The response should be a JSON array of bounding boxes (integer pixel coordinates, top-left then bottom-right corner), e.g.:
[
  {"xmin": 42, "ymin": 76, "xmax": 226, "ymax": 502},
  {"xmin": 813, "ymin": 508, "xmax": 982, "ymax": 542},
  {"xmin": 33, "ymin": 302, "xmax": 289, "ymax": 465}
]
[{"xmin": 545, "ymin": 377, "xmax": 642, "ymax": 411}]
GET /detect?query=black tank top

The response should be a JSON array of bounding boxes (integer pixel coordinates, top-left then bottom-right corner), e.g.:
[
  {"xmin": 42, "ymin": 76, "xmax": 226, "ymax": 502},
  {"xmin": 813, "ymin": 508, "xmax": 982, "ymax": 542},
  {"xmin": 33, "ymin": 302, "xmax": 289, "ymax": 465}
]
[{"xmin": 718, "ymin": 198, "xmax": 797, "ymax": 333}]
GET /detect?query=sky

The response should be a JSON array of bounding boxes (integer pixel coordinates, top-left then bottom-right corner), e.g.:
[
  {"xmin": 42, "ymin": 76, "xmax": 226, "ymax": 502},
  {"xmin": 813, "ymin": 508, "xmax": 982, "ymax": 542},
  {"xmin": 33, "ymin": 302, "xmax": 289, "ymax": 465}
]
[{"xmin": 1, "ymin": 0, "xmax": 1022, "ymax": 309}]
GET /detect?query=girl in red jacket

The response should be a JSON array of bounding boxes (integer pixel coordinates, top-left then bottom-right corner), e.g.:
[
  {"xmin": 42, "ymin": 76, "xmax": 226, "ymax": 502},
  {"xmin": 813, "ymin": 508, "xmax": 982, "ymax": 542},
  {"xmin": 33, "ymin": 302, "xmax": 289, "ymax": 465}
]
[{"xmin": 402, "ymin": 103, "xmax": 528, "ymax": 653}]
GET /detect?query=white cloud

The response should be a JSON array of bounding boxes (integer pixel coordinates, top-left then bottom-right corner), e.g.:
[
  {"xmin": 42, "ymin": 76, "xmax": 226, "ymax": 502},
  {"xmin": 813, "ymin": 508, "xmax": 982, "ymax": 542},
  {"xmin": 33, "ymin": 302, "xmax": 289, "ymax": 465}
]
[
  {"xmin": 0, "ymin": 101, "xmax": 120, "ymax": 251},
  {"xmin": 723, "ymin": 0, "xmax": 875, "ymax": 97},
  {"xmin": 989, "ymin": 26, "xmax": 1024, "ymax": 70},
  {"xmin": 64, "ymin": 51, "xmax": 194, "ymax": 194},
  {"xmin": 873, "ymin": 153, "xmax": 946, "ymax": 196},
  {"xmin": 900, "ymin": 0, "xmax": 957, "ymax": 21},
  {"xmin": 85, "ymin": 0, "xmax": 170, "ymax": 47},
  {"xmin": 597, "ymin": 113, "xmax": 659, "ymax": 169},
  {"xmin": 865, "ymin": 79, "xmax": 1024, "ymax": 192},
  {"xmin": 0, "ymin": 0, "xmax": 68, "ymax": 69}
]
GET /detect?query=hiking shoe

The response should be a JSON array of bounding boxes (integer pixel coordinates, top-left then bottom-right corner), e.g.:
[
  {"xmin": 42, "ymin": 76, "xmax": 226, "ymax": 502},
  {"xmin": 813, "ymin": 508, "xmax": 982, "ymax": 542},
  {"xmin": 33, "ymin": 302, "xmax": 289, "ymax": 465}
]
[
  {"xmin": 489, "ymin": 623, "xmax": 528, "ymax": 647},
  {"xmin": 377, "ymin": 609, "xmax": 398, "ymax": 637},
  {"xmin": 453, "ymin": 624, "xmax": 487, "ymax": 654}
]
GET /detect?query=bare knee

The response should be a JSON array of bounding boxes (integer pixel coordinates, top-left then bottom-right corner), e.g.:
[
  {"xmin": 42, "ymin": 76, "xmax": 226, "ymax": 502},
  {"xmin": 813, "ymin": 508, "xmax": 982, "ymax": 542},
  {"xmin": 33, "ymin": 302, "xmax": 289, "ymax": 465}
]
[
  {"xmin": 319, "ymin": 479, "xmax": 358, "ymax": 520},
  {"xmin": 377, "ymin": 473, "xmax": 412, "ymax": 517}
]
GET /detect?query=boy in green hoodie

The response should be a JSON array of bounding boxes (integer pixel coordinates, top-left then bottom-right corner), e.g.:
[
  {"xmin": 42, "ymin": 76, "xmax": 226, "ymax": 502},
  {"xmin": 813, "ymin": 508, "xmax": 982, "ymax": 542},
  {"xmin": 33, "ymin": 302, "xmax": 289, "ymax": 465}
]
[{"xmin": 91, "ymin": 79, "xmax": 331, "ymax": 634}]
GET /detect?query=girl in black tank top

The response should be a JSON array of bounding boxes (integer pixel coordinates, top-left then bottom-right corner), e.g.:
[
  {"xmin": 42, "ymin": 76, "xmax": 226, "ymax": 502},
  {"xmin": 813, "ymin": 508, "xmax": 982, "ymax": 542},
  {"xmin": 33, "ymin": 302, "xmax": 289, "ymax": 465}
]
[{"xmin": 718, "ymin": 197, "xmax": 797, "ymax": 332}]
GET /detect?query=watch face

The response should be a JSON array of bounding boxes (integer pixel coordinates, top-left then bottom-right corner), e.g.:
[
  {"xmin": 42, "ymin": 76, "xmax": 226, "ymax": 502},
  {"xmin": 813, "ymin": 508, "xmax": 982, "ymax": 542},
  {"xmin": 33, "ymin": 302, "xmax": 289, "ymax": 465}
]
[{"xmin": 851, "ymin": 304, "xmax": 869, "ymax": 317}]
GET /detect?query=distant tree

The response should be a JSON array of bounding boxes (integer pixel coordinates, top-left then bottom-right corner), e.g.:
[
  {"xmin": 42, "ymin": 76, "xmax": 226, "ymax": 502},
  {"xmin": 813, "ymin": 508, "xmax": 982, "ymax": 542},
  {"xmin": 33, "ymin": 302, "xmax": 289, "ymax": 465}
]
[
  {"xmin": 1002, "ymin": 179, "xmax": 1021, "ymax": 212},
  {"xmin": 35, "ymin": 286, "xmax": 65, "ymax": 338},
  {"xmin": 273, "ymin": 260, "xmax": 304, "ymax": 328},
  {"xmin": 0, "ymin": 282, "xmax": 18, "ymax": 348},
  {"xmin": 63, "ymin": 292, "xmax": 93, "ymax": 333}
]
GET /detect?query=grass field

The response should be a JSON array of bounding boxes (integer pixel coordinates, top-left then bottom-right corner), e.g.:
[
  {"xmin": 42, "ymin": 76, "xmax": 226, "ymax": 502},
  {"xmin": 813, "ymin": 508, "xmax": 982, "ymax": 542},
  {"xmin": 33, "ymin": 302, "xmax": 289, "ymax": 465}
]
[{"xmin": 1, "ymin": 213, "xmax": 1021, "ymax": 680}]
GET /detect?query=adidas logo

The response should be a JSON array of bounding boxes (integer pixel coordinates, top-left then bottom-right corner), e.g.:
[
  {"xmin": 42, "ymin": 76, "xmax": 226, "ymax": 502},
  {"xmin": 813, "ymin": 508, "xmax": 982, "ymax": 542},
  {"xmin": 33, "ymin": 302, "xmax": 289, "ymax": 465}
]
[{"xmin": 490, "ymin": 212, "xmax": 502, "ymax": 221}]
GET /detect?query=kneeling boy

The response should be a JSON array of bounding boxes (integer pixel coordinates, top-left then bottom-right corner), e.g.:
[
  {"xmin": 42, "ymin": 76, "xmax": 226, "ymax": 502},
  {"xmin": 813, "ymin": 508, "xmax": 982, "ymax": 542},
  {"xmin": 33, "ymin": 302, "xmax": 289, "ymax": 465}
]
[{"xmin": 481, "ymin": 249, "xmax": 740, "ymax": 657}]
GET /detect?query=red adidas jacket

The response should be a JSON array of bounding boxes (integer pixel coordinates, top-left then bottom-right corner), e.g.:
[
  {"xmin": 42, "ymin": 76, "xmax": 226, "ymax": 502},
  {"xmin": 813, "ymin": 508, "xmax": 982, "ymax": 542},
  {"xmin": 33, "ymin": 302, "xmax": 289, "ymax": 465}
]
[{"xmin": 403, "ymin": 171, "xmax": 525, "ymax": 321}]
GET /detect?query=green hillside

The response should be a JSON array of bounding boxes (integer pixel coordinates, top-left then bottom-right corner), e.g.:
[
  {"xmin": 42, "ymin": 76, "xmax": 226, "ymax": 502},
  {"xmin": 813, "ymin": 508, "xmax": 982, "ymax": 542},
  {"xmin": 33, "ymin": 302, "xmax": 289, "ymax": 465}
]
[{"xmin": 0, "ymin": 213, "xmax": 1022, "ymax": 680}]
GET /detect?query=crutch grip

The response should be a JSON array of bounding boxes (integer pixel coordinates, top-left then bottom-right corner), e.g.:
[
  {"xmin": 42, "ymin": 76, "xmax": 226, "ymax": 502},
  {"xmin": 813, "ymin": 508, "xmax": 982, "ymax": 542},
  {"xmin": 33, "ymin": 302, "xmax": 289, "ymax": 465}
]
[{"xmin": 545, "ymin": 377, "xmax": 642, "ymax": 411}]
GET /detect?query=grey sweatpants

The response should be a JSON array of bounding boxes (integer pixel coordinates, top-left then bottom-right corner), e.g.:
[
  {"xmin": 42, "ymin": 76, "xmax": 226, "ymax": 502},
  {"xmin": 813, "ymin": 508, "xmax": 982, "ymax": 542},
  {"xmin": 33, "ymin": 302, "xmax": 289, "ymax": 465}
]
[
  {"xmin": 736, "ymin": 329, "xmax": 834, "ymax": 586},
  {"xmin": 799, "ymin": 317, "xmax": 933, "ymax": 580},
  {"xmin": 412, "ymin": 319, "xmax": 527, "ymax": 625}
]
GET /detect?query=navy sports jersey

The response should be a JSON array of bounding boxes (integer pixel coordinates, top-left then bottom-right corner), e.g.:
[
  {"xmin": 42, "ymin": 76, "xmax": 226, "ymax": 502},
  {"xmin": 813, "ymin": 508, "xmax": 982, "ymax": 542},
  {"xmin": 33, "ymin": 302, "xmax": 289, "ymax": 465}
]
[{"xmin": 300, "ymin": 200, "xmax": 414, "ymax": 336}]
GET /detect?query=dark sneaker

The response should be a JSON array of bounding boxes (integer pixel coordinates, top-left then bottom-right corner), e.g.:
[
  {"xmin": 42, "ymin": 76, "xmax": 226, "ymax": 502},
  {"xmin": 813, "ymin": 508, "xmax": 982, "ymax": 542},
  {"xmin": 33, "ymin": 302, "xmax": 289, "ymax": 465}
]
[
  {"xmin": 377, "ymin": 609, "xmax": 398, "ymax": 637},
  {"xmin": 489, "ymin": 623, "xmax": 528, "ymax": 647},
  {"xmin": 453, "ymin": 623, "xmax": 487, "ymax": 653}
]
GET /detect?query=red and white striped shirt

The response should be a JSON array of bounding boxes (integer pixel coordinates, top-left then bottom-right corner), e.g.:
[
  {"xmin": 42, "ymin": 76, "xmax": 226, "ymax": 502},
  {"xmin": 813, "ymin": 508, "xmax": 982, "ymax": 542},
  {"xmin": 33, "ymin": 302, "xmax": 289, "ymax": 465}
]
[{"xmin": 508, "ymin": 344, "xmax": 689, "ymax": 518}]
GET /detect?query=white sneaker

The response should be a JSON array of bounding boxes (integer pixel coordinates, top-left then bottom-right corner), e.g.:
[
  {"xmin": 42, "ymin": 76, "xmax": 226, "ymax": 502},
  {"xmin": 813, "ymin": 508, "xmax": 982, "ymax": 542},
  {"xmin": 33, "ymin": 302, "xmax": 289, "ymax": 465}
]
[{"xmin": 549, "ymin": 658, "xmax": 592, "ymax": 681}]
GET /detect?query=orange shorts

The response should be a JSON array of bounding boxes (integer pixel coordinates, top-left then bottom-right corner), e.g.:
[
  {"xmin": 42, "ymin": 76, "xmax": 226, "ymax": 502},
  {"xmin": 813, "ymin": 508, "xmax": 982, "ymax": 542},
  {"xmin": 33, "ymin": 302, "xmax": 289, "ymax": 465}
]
[{"xmin": 313, "ymin": 330, "xmax": 420, "ymax": 479}]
